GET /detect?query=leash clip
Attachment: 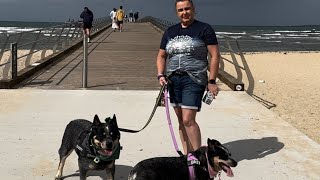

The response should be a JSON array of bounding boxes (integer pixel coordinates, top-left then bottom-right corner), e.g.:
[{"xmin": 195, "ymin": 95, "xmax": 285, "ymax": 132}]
[{"xmin": 93, "ymin": 157, "xmax": 100, "ymax": 163}]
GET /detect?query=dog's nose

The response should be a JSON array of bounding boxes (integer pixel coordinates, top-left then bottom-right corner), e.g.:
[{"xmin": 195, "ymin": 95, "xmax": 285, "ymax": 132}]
[
  {"xmin": 106, "ymin": 141, "xmax": 113, "ymax": 149},
  {"xmin": 231, "ymin": 159, "xmax": 238, "ymax": 167}
]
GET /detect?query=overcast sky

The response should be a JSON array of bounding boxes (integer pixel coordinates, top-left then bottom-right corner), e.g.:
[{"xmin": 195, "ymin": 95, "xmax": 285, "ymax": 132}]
[{"xmin": 0, "ymin": 0, "xmax": 319, "ymax": 26}]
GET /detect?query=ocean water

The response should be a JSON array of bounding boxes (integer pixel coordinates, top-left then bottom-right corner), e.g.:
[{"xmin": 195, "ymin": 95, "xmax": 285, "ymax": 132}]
[
  {"xmin": 0, "ymin": 21, "xmax": 62, "ymax": 33},
  {"xmin": 214, "ymin": 25, "xmax": 320, "ymax": 52},
  {"xmin": 0, "ymin": 21, "xmax": 75, "ymax": 50},
  {"xmin": 1, "ymin": 21, "xmax": 320, "ymax": 52}
]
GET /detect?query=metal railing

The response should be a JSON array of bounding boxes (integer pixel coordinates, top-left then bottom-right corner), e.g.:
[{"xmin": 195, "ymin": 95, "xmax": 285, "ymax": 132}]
[
  {"xmin": 0, "ymin": 17, "xmax": 111, "ymax": 80},
  {"xmin": 140, "ymin": 16, "xmax": 175, "ymax": 31},
  {"xmin": 141, "ymin": 16, "xmax": 254, "ymax": 94},
  {"xmin": 218, "ymin": 35, "xmax": 254, "ymax": 94}
]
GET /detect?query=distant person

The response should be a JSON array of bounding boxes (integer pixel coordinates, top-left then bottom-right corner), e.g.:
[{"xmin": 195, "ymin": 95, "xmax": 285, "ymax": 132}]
[
  {"xmin": 116, "ymin": 6, "xmax": 125, "ymax": 32},
  {"xmin": 110, "ymin": 8, "xmax": 116, "ymax": 21},
  {"xmin": 156, "ymin": 0, "xmax": 220, "ymax": 154},
  {"xmin": 129, "ymin": 10, "xmax": 134, "ymax": 23},
  {"xmin": 80, "ymin": 7, "xmax": 94, "ymax": 43},
  {"xmin": 134, "ymin": 12, "xmax": 139, "ymax": 22},
  {"xmin": 110, "ymin": 8, "xmax": 118, "ymax": 32}
]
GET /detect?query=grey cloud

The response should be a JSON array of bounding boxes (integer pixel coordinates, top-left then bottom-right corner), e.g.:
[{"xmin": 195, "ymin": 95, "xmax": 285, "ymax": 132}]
[{"xmin": 0, "ymin": 0, "xmax": 319, "ymax": 25}]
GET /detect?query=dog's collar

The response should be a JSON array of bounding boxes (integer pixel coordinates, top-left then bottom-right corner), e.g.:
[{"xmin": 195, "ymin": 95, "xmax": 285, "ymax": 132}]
[
  {"xmin": 187, "ymin": 152, "xmax": 221, "ymax": 180},
  {"xmin": 205, "ymin": 152, "xmax": 220, "ymax": 179},
  {"xmin": 93, "ymin": 143, "xmax": 121, "ymax": 163},
  {"xmin": 87, "ymin": 125, "xmax": 122, "ymax": 163}
]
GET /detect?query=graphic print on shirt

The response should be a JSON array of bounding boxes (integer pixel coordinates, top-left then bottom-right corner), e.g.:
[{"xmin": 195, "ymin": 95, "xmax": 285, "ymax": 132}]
[
  {"xmin": 166, "ymin": 35, "xmax": 195, "ymax": 57},
  {"xmin": 160, "ymin": 20, "xmax": 218, "ymax": 85}
]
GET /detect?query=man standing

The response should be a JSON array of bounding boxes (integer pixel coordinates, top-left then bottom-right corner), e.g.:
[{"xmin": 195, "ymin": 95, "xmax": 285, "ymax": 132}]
[
  {"xmin": 116, "ymin": 6, "xmax": 125, "ymax": 32},
  {"xmin": 80, "ymin": 7, "xmax": 94, "ymax": 42}
]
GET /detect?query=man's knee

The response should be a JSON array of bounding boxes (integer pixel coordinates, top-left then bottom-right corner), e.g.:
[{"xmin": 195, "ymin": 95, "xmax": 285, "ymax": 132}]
[{"xmin": 182, "ymin": 118, "xmax": 196, "ymax": 127}]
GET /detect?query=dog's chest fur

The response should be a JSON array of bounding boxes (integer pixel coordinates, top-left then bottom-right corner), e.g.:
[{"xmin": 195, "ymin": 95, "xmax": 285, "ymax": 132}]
[{"xmin": 81, "ymin": 159, "xmax": 114, "ymax": 170}]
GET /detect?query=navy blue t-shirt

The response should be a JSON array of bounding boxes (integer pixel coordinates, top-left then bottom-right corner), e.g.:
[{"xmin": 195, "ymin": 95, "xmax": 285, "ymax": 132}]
[{"xmin": 160, "ymin": 20, "xmax": 218, "ymax": 85}]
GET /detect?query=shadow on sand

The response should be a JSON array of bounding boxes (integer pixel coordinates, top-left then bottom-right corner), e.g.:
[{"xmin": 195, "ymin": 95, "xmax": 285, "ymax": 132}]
[
  {"xmin": 223, "ymin": 137, "xmax": 284, "ymax": 162},
  {"xmin": 61, "ymin": 164, "xmax": 133, "ymax": 180}
]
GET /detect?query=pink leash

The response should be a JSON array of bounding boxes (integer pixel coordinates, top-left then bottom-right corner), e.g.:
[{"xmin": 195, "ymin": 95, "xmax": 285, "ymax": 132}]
[
  {"xmin": 164, "ymin": 86, "xmax": 220, "ymax": 179},
  {"xmin": 164, "ymin": 86, "xmax": 184, "ymax": 156}
]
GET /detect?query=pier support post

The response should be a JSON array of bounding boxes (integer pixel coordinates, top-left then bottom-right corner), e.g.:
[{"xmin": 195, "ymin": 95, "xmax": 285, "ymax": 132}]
[
  {"xmin": 10, "ymin": 43, "xmax": 17, "ymax": 79},
  {"xmin": 82, "ymin": 34, "xmax": 88, "ymax": 88}
]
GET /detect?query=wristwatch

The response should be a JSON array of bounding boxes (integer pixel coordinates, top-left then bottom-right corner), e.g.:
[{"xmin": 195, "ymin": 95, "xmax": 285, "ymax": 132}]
[
  {"xmin": 208, "ymin": 79, "xmax": 216, "ymax": 84},
  {"xmin": 157, "ymin": 74, "xmax": 166, "ymax": 80}
]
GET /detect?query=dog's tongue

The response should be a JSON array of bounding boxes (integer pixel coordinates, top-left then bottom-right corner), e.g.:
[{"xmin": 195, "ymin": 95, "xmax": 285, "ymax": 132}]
[
  {"xmin": 100, "ymin": 149, "xmax": 112, "ymax": 156},
  {"xmin": 222, "ymin": 164, "xmax": 234, "ymax": 177}
]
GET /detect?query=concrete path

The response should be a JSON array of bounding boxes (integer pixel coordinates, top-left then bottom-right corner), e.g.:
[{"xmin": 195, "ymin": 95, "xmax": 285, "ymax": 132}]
[{"xmin": 0, "ymin": 89, "xmax": 319, "ymax": 180}]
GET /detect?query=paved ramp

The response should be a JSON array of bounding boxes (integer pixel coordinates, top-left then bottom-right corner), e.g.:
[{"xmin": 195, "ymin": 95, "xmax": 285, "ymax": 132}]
[{"xmin": 0, "ymin": 89, "xmax": 319, "ymax": 179}]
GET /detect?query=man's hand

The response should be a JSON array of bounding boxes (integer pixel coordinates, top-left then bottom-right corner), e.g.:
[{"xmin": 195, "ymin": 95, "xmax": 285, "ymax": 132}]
[
  {"xmin": 159, "ymin": 77, "xmax": 167, "ymax": 86},
  {"xmin": 207, "ymin": 83, "xmax": 219, "ymax": 96}
]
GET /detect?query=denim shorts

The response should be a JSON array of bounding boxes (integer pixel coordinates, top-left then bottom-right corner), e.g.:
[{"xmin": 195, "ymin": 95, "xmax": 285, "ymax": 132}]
[{"xmin": 168, "ymin": 74, "xmax": 206, "ymax": 111}]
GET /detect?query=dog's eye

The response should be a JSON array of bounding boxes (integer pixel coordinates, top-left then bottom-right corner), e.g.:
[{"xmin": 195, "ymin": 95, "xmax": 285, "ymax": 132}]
[
  {"xmin": 110, "ymin": 132, "xmax": 119, "ymax": 140},
  {"xmin": 219, "ymin": 152, "xmax": 231, "ymax": 160},
  {"xmin": 95, "ymin": 136, "xmax": 102, "ymax": 141}
]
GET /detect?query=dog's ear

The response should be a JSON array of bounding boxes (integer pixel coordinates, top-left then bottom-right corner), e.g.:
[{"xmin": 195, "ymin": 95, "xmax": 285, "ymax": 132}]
[
  {"xmin": 111, "ymin": 114, "xmax": 119, "ymax": 128},
  {"xmin": 93, "ymin": 114, "xmax": 101, "ymax": 126},
  {"xmin": 207, "ymin": 138, "xmax": 222, "ymax": 148},
  {"xmin": 207, "ymin": 138, "xmax": 221, "ymax": 155}
]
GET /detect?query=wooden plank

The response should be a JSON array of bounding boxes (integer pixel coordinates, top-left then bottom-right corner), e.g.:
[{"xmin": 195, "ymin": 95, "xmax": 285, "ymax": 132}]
[
  {"xmin": 15, "ymin": 23, "xmax": 163, "ymax": 90},
  {"xmin": 12, "ymin": 22, "xmax": 237, "ymax": 91}
]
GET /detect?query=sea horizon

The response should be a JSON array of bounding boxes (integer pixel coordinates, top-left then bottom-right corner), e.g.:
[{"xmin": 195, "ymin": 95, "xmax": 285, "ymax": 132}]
[
  {"xmin": 1, "ymin": 19, "xmax": 320, "ymax": 27},
  {"xmin": 1, "ymin": 20, "xmax": 320, "ymax": 52}
]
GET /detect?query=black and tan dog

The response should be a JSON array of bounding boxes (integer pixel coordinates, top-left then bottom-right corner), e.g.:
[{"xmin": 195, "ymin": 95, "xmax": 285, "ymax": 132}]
[
  {"xmin": 128, "ymin": 138, "xmax": 237, "ymax": 180},
  {"xmin": 55, "ymin": 114, "xmax": 121, "ymax": 180}
]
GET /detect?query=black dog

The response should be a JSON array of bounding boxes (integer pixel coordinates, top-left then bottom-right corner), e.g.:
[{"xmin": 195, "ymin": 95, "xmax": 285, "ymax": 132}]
[
  {"xmin": 128, "ymin": 138, "xmax": 237, "ymax": 180},
  {"xmin": 55, "ymin": 114, "xmax": 121, "ymax": 180}
]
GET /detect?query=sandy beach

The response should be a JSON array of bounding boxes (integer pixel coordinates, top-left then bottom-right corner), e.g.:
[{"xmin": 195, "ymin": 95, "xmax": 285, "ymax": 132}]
[
  {"xmin": 221, "ymin": 51, "xmax": 320, "ymax": 144},
  {"xmin": 0, "ymin": 50, "xmax": 54, "ymax": 79}
]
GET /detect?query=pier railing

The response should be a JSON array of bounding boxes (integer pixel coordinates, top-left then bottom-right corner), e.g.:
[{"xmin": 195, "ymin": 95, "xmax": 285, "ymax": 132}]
[
  {"xmin": 141, "ymin": 16, "xmax": 254, "ymax": 94},
  {"xmin": 0, "ymin": 17, "xmax": 111, "ymax": 81},
  {"xmin": 218, "ymin": 35, "xmax": 254, "ymax": 94}
]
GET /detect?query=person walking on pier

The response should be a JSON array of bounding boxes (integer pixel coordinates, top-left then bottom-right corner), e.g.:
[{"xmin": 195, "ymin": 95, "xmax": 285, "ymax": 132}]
[
  {"xmin": 156, "ymin": 0, "xmax": 220, "ymax": 154},
  {"xmin": 116, "ymin": 6, "xmax": 125, "ymax": 32},
  {"xmin": 110, "ymin": 8, "xmax": 118, "ymax": 32},
  {"xmin": 110, "ymin": 8, "xmax": 116, "ymax": 20},
  {"xmin": 129, "ymin": 10, "xmax": 134, "ymax": 22},
  {"xmin": 134, "ymin": 12, "xmax": 139, "ymax": 22},
  {"xmin": 80, "ymin": 7, "xmax": 94, "ymax": 42}
]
